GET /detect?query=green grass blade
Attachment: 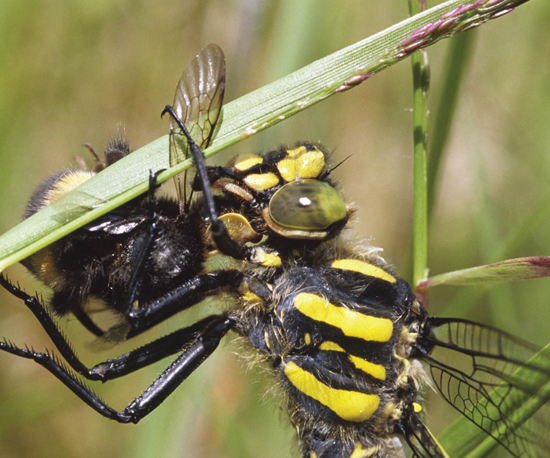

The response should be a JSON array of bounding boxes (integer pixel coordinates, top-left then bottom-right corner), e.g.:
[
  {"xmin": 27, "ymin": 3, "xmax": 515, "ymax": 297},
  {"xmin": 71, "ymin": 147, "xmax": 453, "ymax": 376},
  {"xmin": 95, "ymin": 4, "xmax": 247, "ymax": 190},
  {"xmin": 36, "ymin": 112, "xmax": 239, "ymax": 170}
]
[
  {"xmin": 409, "ymin": 3, "xmax": 430, "ymax": 289},
  {"xmin": 0, "ymin": 0, "xmax": 532, "ymax": 271}
]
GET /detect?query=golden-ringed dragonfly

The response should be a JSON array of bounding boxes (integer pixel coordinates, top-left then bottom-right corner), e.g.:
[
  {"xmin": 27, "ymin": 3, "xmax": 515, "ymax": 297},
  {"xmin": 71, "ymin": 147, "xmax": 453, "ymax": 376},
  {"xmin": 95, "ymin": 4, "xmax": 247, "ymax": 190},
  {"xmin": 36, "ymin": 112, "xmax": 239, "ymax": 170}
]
[{"xmin": 1, "ymin": 44, "xmax": 549, "ymax": 458}]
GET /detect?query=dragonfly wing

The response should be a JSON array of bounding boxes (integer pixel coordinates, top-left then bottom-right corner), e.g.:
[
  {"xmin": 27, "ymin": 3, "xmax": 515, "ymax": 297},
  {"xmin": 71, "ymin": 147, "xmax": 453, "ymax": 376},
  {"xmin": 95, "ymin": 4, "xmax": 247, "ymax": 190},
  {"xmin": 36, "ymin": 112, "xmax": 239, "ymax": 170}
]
[{"xmin": 420, "ymin": 318, "xmax": 550, "ymax": 457}]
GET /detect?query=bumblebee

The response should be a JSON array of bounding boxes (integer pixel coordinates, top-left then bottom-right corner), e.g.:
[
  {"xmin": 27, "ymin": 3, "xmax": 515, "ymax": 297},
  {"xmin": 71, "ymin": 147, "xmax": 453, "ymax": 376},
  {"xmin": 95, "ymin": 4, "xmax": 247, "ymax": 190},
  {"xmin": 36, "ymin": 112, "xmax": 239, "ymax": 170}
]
[
  {"xmin": 1, "ymin": 44, "xmax": 550, "ymax": 458},
  {"xmin": 17, "ymin": 135, "xmax": 207, "ymax": 339},
  {"xmin": 10, "ymin": 44, "xmax": 239, "ymax": 342}
]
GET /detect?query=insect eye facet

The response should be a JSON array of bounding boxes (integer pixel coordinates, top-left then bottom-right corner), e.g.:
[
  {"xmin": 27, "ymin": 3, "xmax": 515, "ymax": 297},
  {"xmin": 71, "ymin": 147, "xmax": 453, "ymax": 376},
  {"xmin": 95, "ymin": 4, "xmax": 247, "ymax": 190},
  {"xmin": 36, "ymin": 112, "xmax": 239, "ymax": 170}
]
[{"xmin": 268, "ymin": 179, "xmax": 347, "ymax": 231}]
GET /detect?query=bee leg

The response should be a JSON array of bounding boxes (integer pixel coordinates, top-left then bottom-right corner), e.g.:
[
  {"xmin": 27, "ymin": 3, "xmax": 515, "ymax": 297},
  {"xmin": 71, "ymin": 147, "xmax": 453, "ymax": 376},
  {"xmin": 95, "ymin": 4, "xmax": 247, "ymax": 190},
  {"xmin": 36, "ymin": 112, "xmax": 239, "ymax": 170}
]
[
  {"xmin": 71, "ymin": 305, "xmax": 106, "ymax": 337},
  {"xmin": 122, "ymin": 168, "xmax": 166, "ymax": 314},
  {"xmin": 0, "ymin": 313, "xmax": 234, "ymax": 423}
]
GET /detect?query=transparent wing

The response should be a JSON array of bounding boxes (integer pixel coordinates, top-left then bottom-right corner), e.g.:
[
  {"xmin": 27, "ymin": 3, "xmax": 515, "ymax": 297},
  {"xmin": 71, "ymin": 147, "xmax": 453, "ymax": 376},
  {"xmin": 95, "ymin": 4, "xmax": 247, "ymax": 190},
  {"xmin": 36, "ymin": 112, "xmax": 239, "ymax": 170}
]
[
  {"xmin": 47, "ymin": 188, "xmax": 114, "ymax": 224},
  {"xmin": 169, "ymin": 43, "xmax": 225, "ymax": 210},
  {"xmin": 420, "ymin": 318, "xmax": 550, "ymax": 458},
  {"xmin": 401, "ymin": 412, "xmax": 450, "ymax": 458}
]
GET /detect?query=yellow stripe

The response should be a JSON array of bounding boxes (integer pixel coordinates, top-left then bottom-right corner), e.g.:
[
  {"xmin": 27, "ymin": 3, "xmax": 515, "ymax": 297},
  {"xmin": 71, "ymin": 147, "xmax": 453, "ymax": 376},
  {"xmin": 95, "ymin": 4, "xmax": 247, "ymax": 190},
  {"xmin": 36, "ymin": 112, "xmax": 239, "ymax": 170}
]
[
  {"xmin": 318, "ymin": 341, "xmax": 345, "ymax": 352},
  {"xmin": 47, "ymin": 171, "xmax": 94, "ymax": 204},
  {"xmin": 348, "ymin": 355, "xmax": 386, "ymax": 380},
  {"xmin": 284, "ymin": 361, "xmax": 379, "ymax": 422},
  {"xmin": 319, "ymin": 341, "xmax": 386, "ymax": 380},
  {"xmin": 295, "ymin": 293, "xmax": 393, "ymax": 342},
  {"xmin": 332, "ymin": 259, "xmax": 396, "ymax": 283}
]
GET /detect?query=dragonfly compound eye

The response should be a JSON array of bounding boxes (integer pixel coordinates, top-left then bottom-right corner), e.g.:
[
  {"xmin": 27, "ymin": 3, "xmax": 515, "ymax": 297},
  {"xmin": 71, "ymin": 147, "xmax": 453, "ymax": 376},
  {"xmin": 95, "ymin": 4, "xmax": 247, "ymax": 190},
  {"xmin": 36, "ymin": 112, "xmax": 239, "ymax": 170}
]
[{"xmin": 268, "ymin": 179, "xmax": 347, "ymax": 233}]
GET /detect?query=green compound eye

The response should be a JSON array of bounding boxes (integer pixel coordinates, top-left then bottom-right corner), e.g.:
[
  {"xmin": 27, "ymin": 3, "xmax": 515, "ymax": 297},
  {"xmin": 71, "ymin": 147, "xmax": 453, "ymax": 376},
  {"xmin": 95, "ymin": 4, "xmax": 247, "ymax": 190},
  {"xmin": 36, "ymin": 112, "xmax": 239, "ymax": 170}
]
[{"xmin": 269, "ymin": 180, "xmax": 347, "ymax": 231}]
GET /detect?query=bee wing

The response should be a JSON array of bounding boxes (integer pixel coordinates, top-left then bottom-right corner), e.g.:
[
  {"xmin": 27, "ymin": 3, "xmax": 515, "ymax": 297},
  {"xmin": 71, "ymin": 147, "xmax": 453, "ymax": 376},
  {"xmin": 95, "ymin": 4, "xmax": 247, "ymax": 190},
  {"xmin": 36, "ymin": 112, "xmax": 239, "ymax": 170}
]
[
  {"xmin": 420, "ymin": 318, "xmax": 550, "ymax": 458},
  {"xmin": 48, "ymin": 190, "xmax": 108, "ymax": 223},
  {"xmin": 84, "ymin": 214, "xmax": 147, "ymax": 235},
  {"xmin": 87, "ymin": 321, "xmax": 132, "ymax": 350},
  {"xmin": 169, "ymin": 44, "xmax": 226, "ymax": 211}
]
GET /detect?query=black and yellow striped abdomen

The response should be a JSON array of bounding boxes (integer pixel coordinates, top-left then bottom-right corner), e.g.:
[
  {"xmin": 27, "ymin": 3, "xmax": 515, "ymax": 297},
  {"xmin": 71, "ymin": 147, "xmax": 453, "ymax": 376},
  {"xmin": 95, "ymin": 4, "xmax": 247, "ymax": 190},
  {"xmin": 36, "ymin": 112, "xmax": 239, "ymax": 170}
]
[{"xmin": 241, "ymin": 255, "xmax": 419, "ymax": 457}]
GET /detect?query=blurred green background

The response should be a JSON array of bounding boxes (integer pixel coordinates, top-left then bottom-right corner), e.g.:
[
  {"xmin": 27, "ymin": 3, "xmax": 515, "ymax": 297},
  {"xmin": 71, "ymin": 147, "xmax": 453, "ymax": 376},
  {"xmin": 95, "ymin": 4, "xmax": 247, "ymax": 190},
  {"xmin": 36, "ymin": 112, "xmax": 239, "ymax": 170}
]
[{"xmin": 1, "ymin": 1, "xmax": 550, "ymax": 457}]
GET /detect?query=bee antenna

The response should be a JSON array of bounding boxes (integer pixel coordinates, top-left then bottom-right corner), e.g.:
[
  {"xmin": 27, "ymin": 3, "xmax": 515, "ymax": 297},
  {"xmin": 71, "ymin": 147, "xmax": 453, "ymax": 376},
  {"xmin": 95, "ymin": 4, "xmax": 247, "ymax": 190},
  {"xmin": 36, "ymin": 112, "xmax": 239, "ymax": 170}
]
[{"xmin": 81, "ymin": 143, "xmax": 102, "ymax": 163}]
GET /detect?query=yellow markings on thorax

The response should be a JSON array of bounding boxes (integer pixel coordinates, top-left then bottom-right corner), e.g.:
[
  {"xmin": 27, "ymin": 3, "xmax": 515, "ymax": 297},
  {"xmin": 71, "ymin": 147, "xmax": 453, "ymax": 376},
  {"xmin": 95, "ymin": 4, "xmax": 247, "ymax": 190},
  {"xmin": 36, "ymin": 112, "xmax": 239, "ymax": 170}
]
[
  {"xmin": 277, "ymin": 145, "xmax": 325, "ymax": 182},
  {"xmin": 319, "ymin": 341, "xmax": 386, "ymax": 380},
  {"xmin": 294, "ymin": 293, "xmax": 393, "ymax": 342},
  {"xmin": 243, "ymin": 172, "xmax": 280, "ymax": 191},
  {"xmin": 231, "ymin": 153, "xmax": 263, "ymax": 171},
  {"xmin": 331, "ymin": 259, "xmax": 396, "ymax": 284},
  {"xmin": 351, "ymin": 357, "xmax": 386, "ymax": 380},
  {"xmin": 250, "ymin": 247, "xmax": 282, "ymax": 267},
  {"xmin": 284, "ymin": 361, "xmax": 380, "ymax": 423},
  {"xmin": 46, "ymin": 171, "xmax": 95, "ymax": 205}
]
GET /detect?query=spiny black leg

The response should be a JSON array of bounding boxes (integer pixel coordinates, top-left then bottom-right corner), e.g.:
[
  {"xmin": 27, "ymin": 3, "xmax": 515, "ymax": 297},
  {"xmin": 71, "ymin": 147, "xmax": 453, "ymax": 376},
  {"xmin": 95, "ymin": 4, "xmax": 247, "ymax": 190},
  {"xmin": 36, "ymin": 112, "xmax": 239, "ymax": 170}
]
[
  {"xmin": 2, "ymin": 264, "xmax": 241, "ymax": 349},
  {"xmin": 91, "ymin": 315, "xmax": 225, "ymax": 380},
  {"xmin": 161, "ymin": 105, "xmax": 249, "ymax": 260},
  {"xmin": 123, "ymin": 315, "xmax": 234, "ymax": 421},
  {"xmin": 0, "ymin": 340, "xmax": 131, "ymax": 421},
  {"xmin": 0, "ymin": 272, "xmax": 242, "ymax": 377},
  {"xmin": 125, "ymin": 269, "xmax": 243, "ymax": 336},
  {"xmin": 0, "ymin": 314, "xmax": 234, "ymax": 423},
  {"xmin": 0, "ymin": 274, "xmax": 101, "ymax": 379}
]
